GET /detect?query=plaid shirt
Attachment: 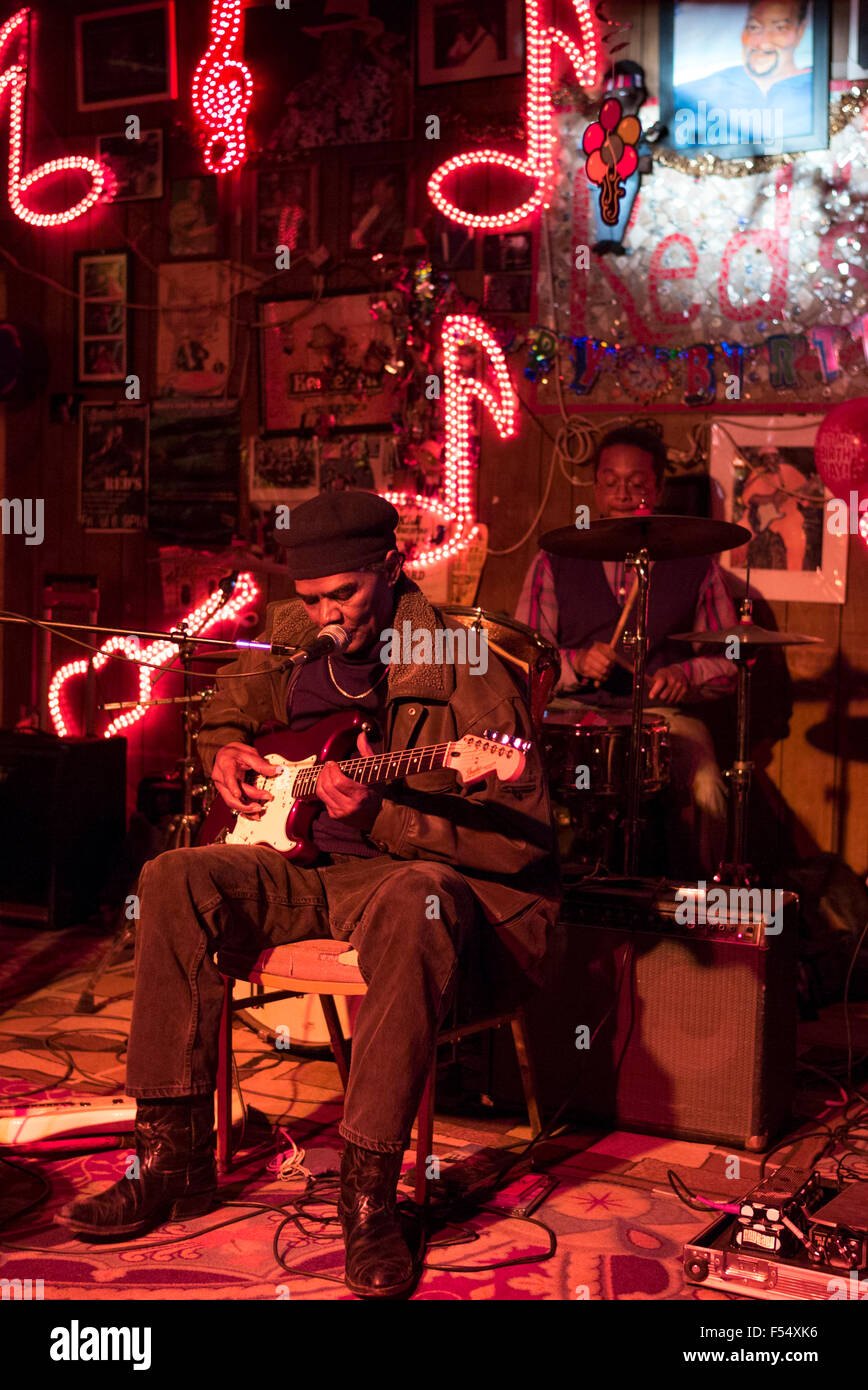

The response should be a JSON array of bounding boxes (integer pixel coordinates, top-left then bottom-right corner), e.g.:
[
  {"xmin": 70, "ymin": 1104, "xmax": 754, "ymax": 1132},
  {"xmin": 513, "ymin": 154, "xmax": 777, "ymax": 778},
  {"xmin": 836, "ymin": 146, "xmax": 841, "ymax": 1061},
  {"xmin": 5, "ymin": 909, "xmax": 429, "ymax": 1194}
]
[{"xmin": 516, "ymin": 553, "xmax": 738, "ymax": 699}]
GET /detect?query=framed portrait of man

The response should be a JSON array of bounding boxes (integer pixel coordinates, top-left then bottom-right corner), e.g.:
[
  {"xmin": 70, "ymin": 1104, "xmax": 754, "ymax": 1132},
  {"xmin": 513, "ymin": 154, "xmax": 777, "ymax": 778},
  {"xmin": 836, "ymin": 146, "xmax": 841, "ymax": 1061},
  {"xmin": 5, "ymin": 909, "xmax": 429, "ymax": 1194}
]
[{"xmin": 659, "ymin": 0, "xmax": 830, "ymax": 160}]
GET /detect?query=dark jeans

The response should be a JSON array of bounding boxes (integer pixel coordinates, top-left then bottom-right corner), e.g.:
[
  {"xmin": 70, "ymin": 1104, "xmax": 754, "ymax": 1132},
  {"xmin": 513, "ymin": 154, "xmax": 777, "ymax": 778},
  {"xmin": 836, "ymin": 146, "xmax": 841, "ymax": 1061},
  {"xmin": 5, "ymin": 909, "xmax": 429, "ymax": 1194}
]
[{"xmin": 125, "ymin": 845, "xmax": 494, "ymax": 1154}]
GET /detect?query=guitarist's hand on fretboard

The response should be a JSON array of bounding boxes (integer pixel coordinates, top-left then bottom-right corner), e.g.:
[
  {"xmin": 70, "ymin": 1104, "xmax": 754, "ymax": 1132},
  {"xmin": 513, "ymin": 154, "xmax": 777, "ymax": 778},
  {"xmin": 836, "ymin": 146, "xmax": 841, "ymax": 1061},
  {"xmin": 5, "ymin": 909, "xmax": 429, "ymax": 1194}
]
[
  {"xmin": 316, "ymin": 730, "xmax": 383, "ymax": 832},
  {"xmin": 212, "ymin": 741, "xmax": 280, "ymax": 819}
]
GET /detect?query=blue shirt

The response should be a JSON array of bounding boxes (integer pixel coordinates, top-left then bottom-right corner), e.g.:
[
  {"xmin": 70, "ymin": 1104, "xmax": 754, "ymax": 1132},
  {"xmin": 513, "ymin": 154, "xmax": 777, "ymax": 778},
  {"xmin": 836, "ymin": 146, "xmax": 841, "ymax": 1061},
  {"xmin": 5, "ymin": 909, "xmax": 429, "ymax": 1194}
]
[{"xmin": 673, "ymin": 66, "xmax": 813, "ymax": 143}]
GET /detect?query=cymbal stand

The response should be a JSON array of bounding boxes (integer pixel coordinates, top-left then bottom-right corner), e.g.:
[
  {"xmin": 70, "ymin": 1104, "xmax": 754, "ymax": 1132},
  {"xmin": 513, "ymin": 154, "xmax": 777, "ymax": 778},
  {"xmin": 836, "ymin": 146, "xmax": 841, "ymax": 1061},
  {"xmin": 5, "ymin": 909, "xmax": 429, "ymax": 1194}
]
[
  {"xmin": 622, "ymin": 547, "xmax": 651, "ymax": 876},
  {"xmin": 716, "ymin": 596, "xmax": 757, "ymax": 887}
]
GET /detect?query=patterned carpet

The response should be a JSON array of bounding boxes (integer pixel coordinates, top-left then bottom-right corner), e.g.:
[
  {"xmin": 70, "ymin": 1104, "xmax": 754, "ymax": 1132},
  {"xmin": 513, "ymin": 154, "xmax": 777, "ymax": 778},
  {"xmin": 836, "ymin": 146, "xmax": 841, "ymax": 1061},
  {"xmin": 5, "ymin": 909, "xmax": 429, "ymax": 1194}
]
[{"xmin": 0, "ymin": 922, "xmax": 858, "ymax": 1302}]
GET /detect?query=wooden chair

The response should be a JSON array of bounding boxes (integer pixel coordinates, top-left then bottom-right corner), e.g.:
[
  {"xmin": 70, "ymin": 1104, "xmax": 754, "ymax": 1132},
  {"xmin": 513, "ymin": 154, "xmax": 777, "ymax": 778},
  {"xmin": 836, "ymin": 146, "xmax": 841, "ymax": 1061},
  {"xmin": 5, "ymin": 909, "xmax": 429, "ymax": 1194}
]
[{"xmin": 216, "ymin": 939, "xmax": 542, "ymax": 1205}]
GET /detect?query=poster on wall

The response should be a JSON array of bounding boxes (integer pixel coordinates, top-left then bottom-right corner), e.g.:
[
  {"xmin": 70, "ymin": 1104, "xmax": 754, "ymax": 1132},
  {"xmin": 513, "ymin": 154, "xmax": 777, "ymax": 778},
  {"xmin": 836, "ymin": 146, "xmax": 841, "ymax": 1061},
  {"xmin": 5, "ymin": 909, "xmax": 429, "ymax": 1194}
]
[
  {"xmin": 659, "ymin": 0, "xmax": 830, "ymax": 161},
  {"xmin": 253, "ymin": 168, "xmax": 317, "ymax": 258},
  {"xmin": 76, "ymin": 251, "xmax": 129, "ymax": 384},
  {"xmin": 97, "ymin": 130, "xmax": 164, "ymax": 200},
  {"xmin": 710, "ymin": 414, "xmax": 847, "ymax": 603},
  {"xmin": 318, "ymin": 431, "xmax": 391, "ymax": 493},
  {"xmin": 79, "ymin": 403, "xmax": 148, "ymax": 532},
  {"xmin": 169, "ymin": 177, "xmax": 219, "ymax": 257},
  {"xmin": 157, "ymin": 261, "xmax": 232, "ymax": 399},
  {"xmin": 249, "ymin": 434, "xmax": 318, "ymax": 502},
  {"xmin": 243, "ymin": 1, "xmax": 413, "ymax": 156},
  {"xmin": 417, "ymin": 0, "xmax": 524, "ymax": 86},
  {"xmin": 260, "ymin": 294, "xmax": 396, "ymax": 433},
  {"xmin": 149, "ymin": 403, "xmax": 240, "ymax": 545}
]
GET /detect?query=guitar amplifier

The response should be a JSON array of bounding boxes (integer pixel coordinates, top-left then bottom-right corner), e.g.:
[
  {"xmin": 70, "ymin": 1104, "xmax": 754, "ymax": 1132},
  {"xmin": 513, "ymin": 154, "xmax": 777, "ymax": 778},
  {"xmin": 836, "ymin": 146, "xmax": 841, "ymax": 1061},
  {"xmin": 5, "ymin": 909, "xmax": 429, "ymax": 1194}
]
[
  {"xmin": 0, "ymin": 733, "xmax": 127, "ymax": 929},
  {"xmin": 493, "ymin": 878, "xmax": 798, "ymax": 1150}
]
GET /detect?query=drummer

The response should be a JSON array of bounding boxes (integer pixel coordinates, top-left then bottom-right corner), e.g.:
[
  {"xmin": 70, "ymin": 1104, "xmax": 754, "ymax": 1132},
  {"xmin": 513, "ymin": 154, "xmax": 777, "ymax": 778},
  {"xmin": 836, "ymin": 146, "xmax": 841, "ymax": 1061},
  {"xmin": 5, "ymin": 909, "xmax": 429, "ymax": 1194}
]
[{"xmin": 516, "ymin": 425, "xmax": 738, "ymax": 876}]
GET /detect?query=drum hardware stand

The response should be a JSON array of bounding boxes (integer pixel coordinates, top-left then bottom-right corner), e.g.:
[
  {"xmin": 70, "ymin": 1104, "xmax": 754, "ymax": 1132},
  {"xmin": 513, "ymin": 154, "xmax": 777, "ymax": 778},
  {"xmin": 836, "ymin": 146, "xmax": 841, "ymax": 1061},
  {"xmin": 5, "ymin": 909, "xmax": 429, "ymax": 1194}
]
[
  {"xmin": 622, "ymin": 546, "xmax": 652, "ymax": 877},
  {"xmin": 715, "ymin": 596, "xmax": 758, "ymax": 888}
]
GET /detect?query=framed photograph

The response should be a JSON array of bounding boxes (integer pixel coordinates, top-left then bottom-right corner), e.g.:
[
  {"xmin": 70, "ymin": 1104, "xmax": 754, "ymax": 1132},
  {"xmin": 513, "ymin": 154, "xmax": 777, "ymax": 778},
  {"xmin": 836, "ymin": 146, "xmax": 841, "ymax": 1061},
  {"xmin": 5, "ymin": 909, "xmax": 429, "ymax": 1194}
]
[
  {"xmin": 710, "ymin": 415, "xmax": 847, "ymax": 603},
  {"xmin": 253, "ymin": 168, "xmax": 316, "ymax": 259},
  {"xmin": 169, "ymin": 177, "xmax": 219, "ymax": 258},
  {"xmin": 260, "ymin": 293, "xmax": 397, "ymax": 434},
  {"xmin": 98, "ymin": 130, "xmax": 163, "ymax": 201},
  {"xmin": 483, "ymin": 272, "xmax": 532, "ymax": 313},
  {"xmin": 244, "ymin": 1, "xmax": 412, "ymax": 156},
  {"xmin": 80, "ymin": 403, "xmax": 148, "ymax": 532},
  {"xmin": 148, "ymin": 403, "xmax": 240, "ymax": 545},
  {"xmin": 418, "ymin": 0, "xmax": 525, "ymax": 86},
  {"xmin": 76, "ymin": 3, "xmax": 177, "ymax": 112},
  {"xmin": 76, "ymin": 251, "xmax": 129, "ymax": 385},
  {"xmin": 249, "ymin": 434, "xmax": 318, "ymax": 501},
  {"xmin": 318, "ymin": 431, "xmax": 391, "ymax": 494},
  {"xmin": 347, "ymin": 162, "xmax": 408, "ymax": 255},
  {"xmin": 660, "ymin": 1, "xmax": 830, "ymax": 160},
  {"xmin": 483, "ymin": 232, "xmax": 533, "ymax": 272},
  {"xmin": 156, "ymin": 261, "xmax": 232, "ymax": 399}
]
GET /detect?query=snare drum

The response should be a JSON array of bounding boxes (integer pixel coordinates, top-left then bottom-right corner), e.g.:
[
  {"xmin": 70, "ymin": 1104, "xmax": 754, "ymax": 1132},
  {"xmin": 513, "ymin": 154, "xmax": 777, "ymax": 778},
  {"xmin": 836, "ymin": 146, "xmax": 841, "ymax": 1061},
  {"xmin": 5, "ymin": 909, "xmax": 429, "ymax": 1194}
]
[
  {"xmin": 542, "ymin": 703, "xmax": 670, "ymax": 800},
  {"xmin": 440, "ymin": 607, "xmax": 559, "ymax": 733}
]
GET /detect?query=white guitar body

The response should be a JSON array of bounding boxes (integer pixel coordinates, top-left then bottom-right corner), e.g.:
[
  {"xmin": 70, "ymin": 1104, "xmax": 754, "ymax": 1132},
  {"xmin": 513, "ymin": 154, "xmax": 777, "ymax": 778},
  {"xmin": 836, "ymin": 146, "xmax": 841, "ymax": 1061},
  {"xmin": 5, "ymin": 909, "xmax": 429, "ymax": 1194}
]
[{"xmin": 224, "ymin": 753, "xmax": 312, "ymax": 852}]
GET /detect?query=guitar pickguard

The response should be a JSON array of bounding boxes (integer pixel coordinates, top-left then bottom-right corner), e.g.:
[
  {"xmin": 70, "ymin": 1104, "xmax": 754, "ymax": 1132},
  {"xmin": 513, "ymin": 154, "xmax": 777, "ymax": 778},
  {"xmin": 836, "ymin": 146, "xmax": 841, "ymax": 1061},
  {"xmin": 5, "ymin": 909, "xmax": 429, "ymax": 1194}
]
[{"xmin": 224, "ymin": 752, "xmax": 316, "ymax": 853}]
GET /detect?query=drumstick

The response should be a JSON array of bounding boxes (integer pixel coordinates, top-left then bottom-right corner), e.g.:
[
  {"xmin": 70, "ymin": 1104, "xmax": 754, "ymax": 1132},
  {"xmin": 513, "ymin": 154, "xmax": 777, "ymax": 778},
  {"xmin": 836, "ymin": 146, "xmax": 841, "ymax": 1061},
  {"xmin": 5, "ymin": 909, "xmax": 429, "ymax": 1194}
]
[{"xmin": 591, "ymin": 574, "xmax": 639, "ymax": 688}]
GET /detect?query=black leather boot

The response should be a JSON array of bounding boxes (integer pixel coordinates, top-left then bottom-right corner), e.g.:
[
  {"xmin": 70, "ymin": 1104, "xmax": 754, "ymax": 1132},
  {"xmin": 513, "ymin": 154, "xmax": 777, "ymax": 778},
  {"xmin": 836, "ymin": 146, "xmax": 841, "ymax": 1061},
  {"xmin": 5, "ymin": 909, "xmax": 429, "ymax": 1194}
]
[
  {"xmin": 338, "ymin": 1141, "xmax": 418, "ymax": 1299},
  {"xmin": 56, "ymin": 1097, "xmax": 217, "ymax": 1239}
]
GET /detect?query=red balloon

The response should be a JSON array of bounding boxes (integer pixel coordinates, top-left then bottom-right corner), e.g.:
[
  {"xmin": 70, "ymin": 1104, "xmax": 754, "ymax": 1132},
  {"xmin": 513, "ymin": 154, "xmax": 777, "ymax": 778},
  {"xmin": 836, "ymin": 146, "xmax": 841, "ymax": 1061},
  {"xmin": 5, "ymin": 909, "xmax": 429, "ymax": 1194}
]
[
  {"xmin": 600, "ymin": 97, "xmax": 621, "ymax": 132},
  {"xmin": 814, "ymin": 397, "xmax": 868, "ymax": 498}
]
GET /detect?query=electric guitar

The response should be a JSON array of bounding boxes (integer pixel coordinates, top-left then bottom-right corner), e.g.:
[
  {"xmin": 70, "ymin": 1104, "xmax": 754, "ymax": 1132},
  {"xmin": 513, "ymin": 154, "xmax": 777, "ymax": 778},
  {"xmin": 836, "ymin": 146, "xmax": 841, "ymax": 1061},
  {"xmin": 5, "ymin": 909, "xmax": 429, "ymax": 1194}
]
[{"xmin": 199, "ymin": 710, "xmax": 529, "ymax": 862}]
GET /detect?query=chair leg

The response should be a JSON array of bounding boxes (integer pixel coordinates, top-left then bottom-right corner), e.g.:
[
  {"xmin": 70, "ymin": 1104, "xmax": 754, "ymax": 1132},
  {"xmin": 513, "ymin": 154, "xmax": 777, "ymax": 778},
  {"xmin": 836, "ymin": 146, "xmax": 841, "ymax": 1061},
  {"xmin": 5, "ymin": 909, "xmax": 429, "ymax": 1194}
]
[
  {"xmin": 510, "ymin": 1008, "xmax": 542, "ymax": 1137},
  {"xmin": 216, "ymin": 976, "xmax": 234, "ymax": 1175},
  {"xmin": 414, "ymin": 1064, "xmax": 436, "ymax": 1207},
  {"xmin": 320, "ymin": 995, "xmax": 351, "ymax": 1089}
]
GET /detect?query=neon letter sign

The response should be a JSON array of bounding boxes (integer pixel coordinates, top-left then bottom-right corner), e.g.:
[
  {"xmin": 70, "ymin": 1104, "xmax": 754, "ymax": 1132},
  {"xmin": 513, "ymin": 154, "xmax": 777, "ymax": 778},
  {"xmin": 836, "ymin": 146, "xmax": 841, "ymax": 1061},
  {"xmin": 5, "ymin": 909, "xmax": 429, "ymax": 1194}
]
[
  {"xmin": 0, "ymin": 8, "xmax": 108, "ymax": 226},
  {"xmin": 192, "ymin": 0, "xmax": 253, "ymax": 174},
  {"xmin": 383, "ymin": 315, "xmax": 517, "ymax": 568},
  {"xmin": 427, "ymin": 0, "xmax": 599, "ymax": 231}
]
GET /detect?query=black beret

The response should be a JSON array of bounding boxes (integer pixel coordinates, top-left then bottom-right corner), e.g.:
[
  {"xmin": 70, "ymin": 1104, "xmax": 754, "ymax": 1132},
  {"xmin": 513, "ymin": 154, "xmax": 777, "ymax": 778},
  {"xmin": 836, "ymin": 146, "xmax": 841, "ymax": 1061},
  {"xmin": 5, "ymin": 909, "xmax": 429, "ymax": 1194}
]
[{"xmin": 276, "ymin": 489, "xmax": 399, "ymax": 579}]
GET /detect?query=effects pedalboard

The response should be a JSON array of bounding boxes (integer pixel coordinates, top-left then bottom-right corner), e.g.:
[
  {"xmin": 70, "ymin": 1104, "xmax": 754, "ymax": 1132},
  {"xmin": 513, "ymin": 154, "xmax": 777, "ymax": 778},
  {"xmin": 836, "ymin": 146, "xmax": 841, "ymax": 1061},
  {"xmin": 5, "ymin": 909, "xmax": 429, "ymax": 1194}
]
[{"xmin": 683, "ymin": 1167, "xmax": 868, "ymax": 1299}]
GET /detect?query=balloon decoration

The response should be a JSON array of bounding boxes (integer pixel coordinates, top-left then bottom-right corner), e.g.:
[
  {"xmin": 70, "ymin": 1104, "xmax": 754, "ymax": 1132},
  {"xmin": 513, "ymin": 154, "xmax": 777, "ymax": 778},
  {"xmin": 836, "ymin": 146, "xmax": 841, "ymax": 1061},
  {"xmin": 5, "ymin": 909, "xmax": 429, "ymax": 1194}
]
[
  {"xmin": 815, "ymin": 398, "xmax": 868, "ymax": 501},
  {"xmin": 583, "ymin": 96, "xmax": 640, "ymax": 227}
]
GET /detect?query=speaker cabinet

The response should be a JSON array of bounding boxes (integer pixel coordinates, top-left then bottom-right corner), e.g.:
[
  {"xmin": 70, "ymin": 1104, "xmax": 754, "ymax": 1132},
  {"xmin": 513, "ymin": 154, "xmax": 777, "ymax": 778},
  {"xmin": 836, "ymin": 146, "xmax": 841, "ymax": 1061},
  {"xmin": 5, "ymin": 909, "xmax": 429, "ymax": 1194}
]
[
  {"xmin": 495, "ymin": 880, "xmax": 798, "ymax": 1150},
  {"xmin": 0, "ymin": 734, "xmax": 127, "ymax": 929}
]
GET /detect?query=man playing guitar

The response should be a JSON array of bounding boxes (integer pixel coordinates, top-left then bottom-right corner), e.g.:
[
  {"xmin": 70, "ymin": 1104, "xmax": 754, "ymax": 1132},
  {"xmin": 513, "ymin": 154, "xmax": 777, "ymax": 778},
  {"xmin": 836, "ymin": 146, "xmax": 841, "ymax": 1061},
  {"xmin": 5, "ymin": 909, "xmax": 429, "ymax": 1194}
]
[{"xmin": 59, "ymin": 492, "xmax": 558, "ymax": 1300}]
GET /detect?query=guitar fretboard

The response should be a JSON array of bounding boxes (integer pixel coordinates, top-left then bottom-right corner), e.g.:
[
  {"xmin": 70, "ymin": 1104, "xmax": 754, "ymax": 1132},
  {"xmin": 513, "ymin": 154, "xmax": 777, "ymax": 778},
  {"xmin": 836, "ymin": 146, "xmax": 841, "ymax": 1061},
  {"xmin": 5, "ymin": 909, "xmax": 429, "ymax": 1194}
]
[{"xmin": 291, "ymin": 743, "xmax": 453, "ymax": 798}]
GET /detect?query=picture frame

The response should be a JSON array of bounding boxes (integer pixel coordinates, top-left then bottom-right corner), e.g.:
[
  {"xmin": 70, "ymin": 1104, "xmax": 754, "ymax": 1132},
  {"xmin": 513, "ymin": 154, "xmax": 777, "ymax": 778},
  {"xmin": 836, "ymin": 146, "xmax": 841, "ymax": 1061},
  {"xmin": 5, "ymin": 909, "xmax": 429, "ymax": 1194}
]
[
  {"xmin": 243, "ymin": 1, "xmax": 413, "ymax": 155},
  {"xmin": 76, "ymin": 3, "xmax": 178, "ymax": 112},
  {"xmin": 347, "ymin": 162, "xmax": 409, "ymax": 256},
  {"xmin": 709, "ymin": 415, "xmax": 847, "ymax": 603},
  {"xmin": 418, "ymin": 0, "xmax": 525, "ymax": 86},
  {"xmin": 659, "ymin": 0, "xmax": 830, "ymax": 160},
  {"xmin": 97, "ymin": 129, "xmax": 164, "ymax": 201},
  {"xmin": 79, "ymin": 403, "xmax": 149, "ymax": 533},
  {"xmin": 259, "ymin": 293, "xmax": 398, "ymax": 434},
  {"xmin": 156, "ymin": 261, "xmax": 232, "ymax": 400},
  {"xmin": 169, "ymin": 177, "xmax": 219, "ymax": 258},
  {"xmin": 253, "ymin": 167, "xmax": 317, "ymax": 260},
  {"xmin": 249, "ymin": 433, "xmax": 318, "ymax": 501},
  {"xmin": 75, "ymin": 251, "xmax": 130, "ymax": 385}
]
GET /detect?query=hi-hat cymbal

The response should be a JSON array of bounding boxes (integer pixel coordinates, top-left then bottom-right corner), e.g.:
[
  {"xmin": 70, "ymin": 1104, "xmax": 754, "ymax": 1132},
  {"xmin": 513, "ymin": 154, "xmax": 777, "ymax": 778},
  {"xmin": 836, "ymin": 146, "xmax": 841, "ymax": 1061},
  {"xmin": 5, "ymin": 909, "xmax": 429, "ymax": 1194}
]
[
  {"xmin": 540, "ymin": 514, "xmax": 752, "ymax": 561},
  {"xmin": 670, "ymin": 624, "xmax": 823, "ymax": 647}
]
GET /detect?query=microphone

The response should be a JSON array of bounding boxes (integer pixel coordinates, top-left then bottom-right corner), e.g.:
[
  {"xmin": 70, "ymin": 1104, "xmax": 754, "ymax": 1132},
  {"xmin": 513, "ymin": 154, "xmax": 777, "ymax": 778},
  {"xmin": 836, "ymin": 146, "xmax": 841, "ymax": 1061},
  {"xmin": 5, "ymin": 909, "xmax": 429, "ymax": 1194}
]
[{"xmin": 237, "ymin": 623, "xmax": 349, "ymax": 663}]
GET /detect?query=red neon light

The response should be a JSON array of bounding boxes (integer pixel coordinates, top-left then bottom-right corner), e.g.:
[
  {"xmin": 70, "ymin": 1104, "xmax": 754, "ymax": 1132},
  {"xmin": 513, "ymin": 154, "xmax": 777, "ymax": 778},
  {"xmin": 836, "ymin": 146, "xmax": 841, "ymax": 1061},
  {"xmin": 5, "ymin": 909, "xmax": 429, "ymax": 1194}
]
[
  {"xmin": 48, "ymin": 574, "xmax": 261, "ymax": 739},
  {"xmin": 192, "ymin": 0, "xmax": 253, "ymax": 174},
  {"xmin": 427, "ymin": 0, "xmax": 599, "ymax": 231},
  {"xmin": 0, "ymin": 8, "xmax": 108, "ymax": 226},
  {"xmin": 384, "ymin": 315, "xmax": 516, "ymax": 569}
]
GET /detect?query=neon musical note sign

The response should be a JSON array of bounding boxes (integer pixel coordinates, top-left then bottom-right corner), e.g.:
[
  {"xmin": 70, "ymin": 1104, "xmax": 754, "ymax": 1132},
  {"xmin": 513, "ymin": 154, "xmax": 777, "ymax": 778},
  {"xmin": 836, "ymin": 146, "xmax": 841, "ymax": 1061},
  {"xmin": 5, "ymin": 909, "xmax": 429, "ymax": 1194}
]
[
  {"xmin": 382, "ymin": 315, "xmax": 517, "ymax": 568},
  {"xmin": 0, "ymin": 8, "xmax": 109, "ymax": 226},
  {"xmin": 192, "ymin": 0, "xmax": 253, "ymax": 174},
  {"xmin": 48, "ymin": 573, "xmax": 260, "ymax": 739},
  {"xmin": 427, "ymin": 0, "xmax": 599, "ymax": 231}
]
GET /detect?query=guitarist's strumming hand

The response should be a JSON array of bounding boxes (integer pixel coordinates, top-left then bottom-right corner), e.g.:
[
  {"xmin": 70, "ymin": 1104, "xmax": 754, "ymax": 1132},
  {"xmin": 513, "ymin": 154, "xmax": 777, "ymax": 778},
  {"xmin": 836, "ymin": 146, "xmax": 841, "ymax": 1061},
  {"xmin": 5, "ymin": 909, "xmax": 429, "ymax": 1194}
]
[
  {"xmin": 213, "ymin": 741, "xmax": 280, "ymax": 820},
  {"xmin": 316, "ymin": 730, "xmax": 383, "ymax": 832}
]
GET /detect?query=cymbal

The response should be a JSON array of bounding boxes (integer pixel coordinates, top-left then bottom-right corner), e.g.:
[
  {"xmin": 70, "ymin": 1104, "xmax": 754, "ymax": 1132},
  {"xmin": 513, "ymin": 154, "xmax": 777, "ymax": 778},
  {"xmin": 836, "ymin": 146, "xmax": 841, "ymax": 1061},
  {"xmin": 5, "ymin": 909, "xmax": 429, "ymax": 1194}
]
[
  {"xmin": 670, "ymin": 624, "xmax": 823, "ymax": 647},
  {"xmin": 540, "ymin": 514, "xmax": 752, "ymax": 561}
]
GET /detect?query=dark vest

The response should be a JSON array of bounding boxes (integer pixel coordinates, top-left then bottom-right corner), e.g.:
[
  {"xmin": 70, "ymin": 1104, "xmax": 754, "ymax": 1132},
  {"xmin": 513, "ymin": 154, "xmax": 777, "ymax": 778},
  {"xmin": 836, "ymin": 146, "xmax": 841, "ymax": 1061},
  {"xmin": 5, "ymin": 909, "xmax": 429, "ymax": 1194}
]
[{"xmin": 549, "ymin": 554, "xmax": 711, "ymax": 696}]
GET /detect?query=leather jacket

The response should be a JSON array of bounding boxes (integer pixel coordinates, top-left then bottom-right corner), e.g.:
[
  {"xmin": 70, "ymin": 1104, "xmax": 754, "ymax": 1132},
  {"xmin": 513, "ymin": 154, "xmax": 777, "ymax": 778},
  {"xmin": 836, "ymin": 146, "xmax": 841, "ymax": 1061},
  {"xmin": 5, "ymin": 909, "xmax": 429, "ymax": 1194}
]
[{"xmin": 197, "ymin": 577, "xmax": 560, "ymax": 982}]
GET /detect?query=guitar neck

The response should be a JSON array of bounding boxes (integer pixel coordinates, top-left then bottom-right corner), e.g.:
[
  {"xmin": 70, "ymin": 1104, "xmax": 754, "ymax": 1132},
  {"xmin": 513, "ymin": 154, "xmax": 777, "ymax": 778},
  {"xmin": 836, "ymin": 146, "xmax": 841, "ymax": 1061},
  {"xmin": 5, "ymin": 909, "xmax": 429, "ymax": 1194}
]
[{"xmin": 293, "ymin": 743, "xmax": 453, "ymax": 797}]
